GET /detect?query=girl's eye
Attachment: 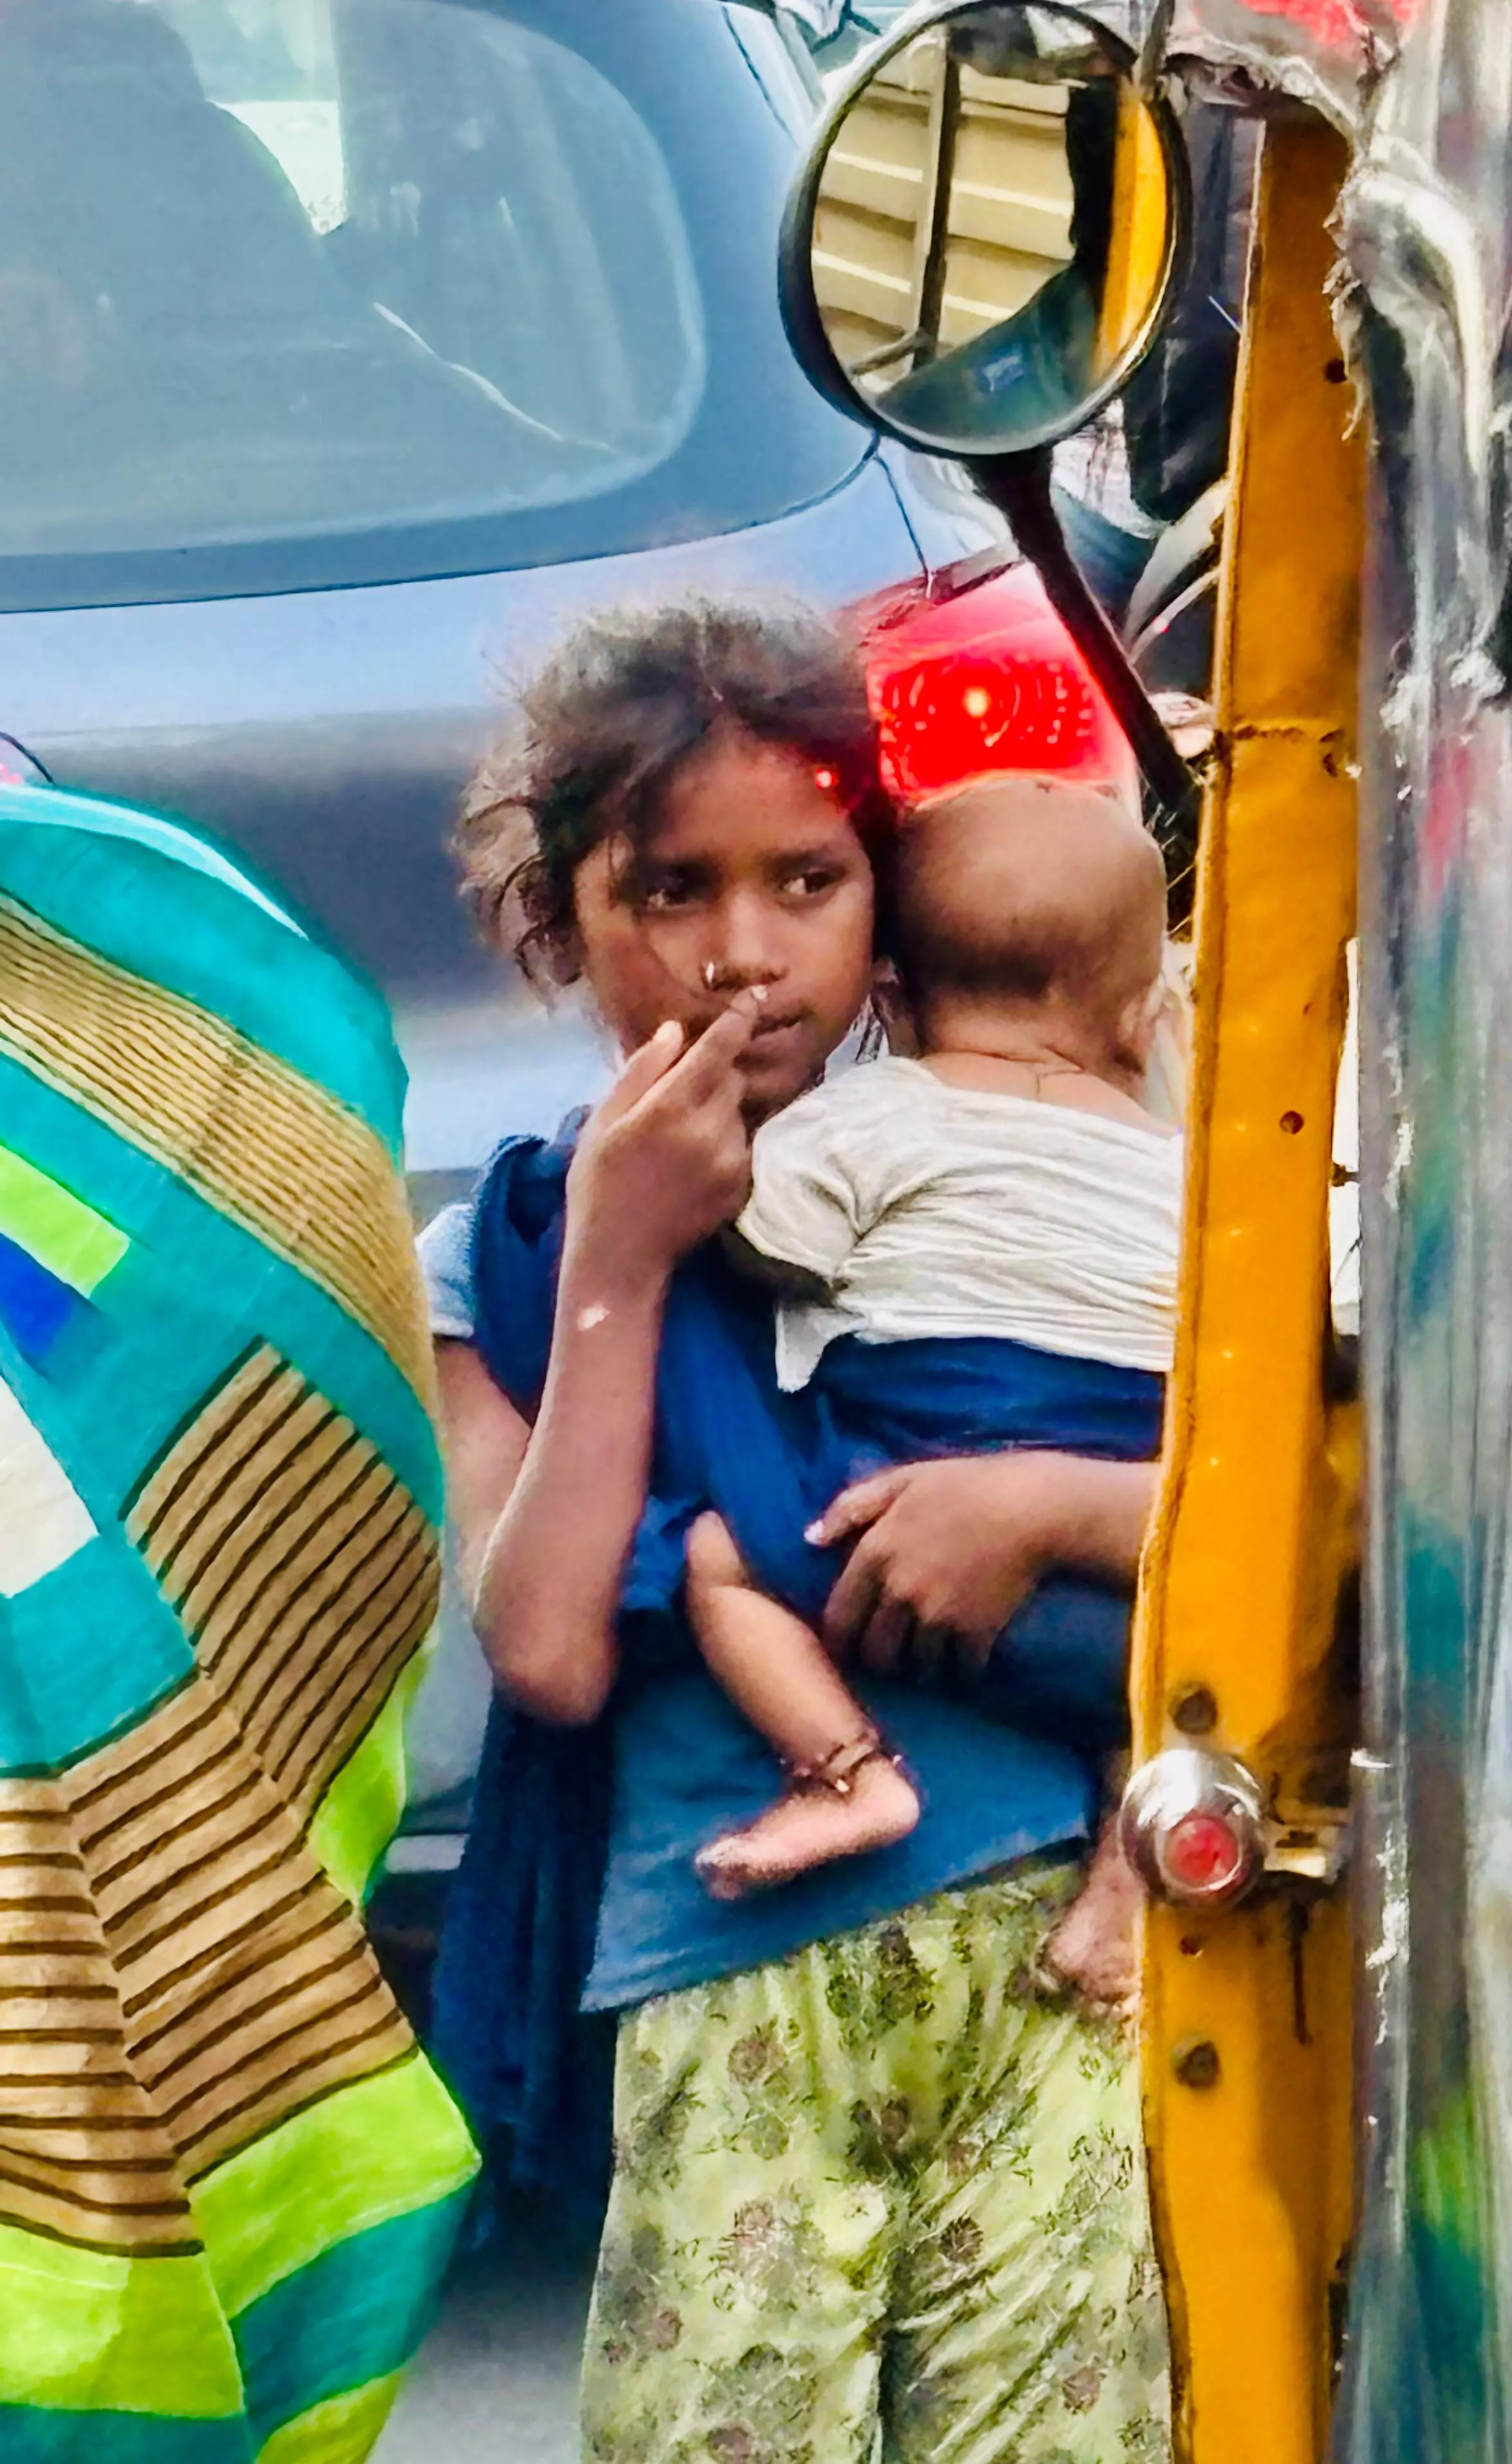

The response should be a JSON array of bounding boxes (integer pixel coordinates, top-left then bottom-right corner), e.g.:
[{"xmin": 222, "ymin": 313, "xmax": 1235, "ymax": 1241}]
[
  {"xmin": 640, "ymin": 872, "xmax": 699, "ymax": 912},
  {"xmin": 782, "ymin": 866, "xmax": 842, "ymax": 900}
]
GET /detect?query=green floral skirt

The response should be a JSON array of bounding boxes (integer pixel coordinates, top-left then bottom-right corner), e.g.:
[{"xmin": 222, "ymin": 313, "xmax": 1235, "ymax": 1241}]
[{"xmin": 582, "ymin": 1859, "xmax": 1171, "ymax": 2464}]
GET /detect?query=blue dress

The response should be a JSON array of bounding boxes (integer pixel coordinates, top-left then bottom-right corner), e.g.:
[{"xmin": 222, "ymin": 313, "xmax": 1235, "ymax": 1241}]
[{"xmin": 429, "ymin": 1123, "xmax": 1161, "ymax": 2215}]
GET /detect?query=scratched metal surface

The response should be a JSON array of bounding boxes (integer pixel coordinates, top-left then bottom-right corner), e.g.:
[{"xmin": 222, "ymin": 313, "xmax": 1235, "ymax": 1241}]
[
  {"xmin": 1331, "ymin": 6, "xmax": 1512, "ymax": 2456},
  {"xmin": 1167, "ymin": 0, "xmax": 1411, "ymax": 123}
]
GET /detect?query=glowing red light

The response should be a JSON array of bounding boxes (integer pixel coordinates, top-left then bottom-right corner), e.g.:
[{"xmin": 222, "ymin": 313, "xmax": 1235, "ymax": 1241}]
[
  {"xmin": 860, "ymin": 561, "xmax": 1135, "ymax": 804},
  {"xmin": 814, "ymin": 766, "xmax": 838, "ymax": 793},
  {"xmin": 1162, "ymin": 1811, "xmax": 1245, "ymax": 1894}
]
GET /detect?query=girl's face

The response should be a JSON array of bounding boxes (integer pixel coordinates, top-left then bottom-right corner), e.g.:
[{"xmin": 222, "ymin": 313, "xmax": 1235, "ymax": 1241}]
[{"xmin": 571, "ymin": 729, "xmax": 878, "ymax": 1121}]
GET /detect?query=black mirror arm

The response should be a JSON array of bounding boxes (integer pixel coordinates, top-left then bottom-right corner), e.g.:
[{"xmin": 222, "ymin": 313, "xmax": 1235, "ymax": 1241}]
[{"xmin": 977, "ymin": 448, "xmax": 1200, "ymax": 829}]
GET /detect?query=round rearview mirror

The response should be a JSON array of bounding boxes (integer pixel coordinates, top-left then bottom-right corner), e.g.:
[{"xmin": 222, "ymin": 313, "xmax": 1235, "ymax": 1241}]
[{"xmin": 780, "ymin": 0, "xmax": 1189, "ymax": 461}]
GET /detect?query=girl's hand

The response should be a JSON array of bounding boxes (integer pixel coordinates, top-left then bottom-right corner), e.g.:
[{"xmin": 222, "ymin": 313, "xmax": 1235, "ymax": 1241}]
[
  {"xmin": 813, "ymin": 1451, "xmax": 1156, "ymax": 1673},
  {"xmin": 566, "ymin": 1001, "xmax": 760, "ymax": 1294},
  {"xmin": 815, "ymin": 1456, "xmax": 1052, "ymax": 1672}
]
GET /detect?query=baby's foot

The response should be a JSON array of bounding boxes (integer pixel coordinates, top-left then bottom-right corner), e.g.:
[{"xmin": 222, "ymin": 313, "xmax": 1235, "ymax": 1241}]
[
  {"xmin": 696, "ymin": 1755, "xmax": 920, "ymax": 1901},
  {"xmin": 1040, "ymin": 1829, "xmax": 1144, "ymax": 2010}
]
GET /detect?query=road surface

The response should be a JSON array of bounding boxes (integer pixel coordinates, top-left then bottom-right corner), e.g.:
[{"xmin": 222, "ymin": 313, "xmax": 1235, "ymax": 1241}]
[{"xmin": 375, "ymin": 2200, "xmax": 595, "ymax": 2464}]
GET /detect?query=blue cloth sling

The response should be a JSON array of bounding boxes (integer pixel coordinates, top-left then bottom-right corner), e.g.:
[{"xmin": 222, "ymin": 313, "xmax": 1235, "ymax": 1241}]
[{"xmin": 429, "ymin": 1119, "xmax": 1162, "ymax": 2213}]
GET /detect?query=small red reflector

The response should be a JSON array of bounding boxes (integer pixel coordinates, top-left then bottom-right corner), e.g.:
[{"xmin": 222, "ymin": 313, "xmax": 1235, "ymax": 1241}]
[{"xmin": 1162, "ymin": 1811, "xmax": 1245, "ymax": 1894}]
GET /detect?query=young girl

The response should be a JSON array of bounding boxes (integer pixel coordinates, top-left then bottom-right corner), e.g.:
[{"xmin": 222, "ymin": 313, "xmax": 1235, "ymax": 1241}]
[{"xmin": 424, "ymin": 599, "xmax": 1171, "ymax": 2462}]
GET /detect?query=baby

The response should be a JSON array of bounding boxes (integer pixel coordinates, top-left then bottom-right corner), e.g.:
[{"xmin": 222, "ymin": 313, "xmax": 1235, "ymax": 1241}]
[{"xmin": 686, "ymin": 774, "xmax": 1182, "ymax": 1903}]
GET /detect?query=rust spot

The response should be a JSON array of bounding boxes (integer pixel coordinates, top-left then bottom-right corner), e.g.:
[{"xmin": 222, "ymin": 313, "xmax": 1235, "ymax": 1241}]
[
  {"xmin": 1173, "ymin": 2037, "xmax": 1221, "ymax": 2089},
  {"xmin": 1172, "ymin": 1684, "xmax": 1218, "ymax": 1735}
]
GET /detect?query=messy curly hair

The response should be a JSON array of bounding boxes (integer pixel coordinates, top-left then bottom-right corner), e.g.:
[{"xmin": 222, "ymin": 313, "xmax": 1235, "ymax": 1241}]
[{"xmin": 455, "ymin": 598, "xmax": 893, "ymax": 986}]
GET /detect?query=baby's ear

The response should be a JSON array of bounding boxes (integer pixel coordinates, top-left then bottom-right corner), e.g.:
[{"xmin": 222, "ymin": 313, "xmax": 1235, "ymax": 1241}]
[
  {"xmin": 870, "ymin": 961, "xmax": 919, "ymax": 1056},
  {"xmin": 1115, "ymin": 978, "xmax": 1166, "ymax": 1075}
]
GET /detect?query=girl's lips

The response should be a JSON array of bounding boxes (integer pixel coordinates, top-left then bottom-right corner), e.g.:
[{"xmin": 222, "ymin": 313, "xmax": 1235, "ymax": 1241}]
[
  {"xmin": 687, "ymin": 999, "xmax": 807, "ymax": 1056},
  {"xmin": 748, "ymin": 1020, "xmax": 817, "ymax": 1059},
  {"xmin": 747, "ymin": 1001, "xmax": 806, "ymax": 1037}
]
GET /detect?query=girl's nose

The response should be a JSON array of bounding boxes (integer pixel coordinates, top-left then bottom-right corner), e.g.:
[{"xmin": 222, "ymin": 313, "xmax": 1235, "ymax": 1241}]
[
  {"xmin": 701, "ymin": 951, "xmax": 780, "ymax": 993},
  {"xmin": 702, "ymin": 899, "xmax": 784, "ymax": 993}
]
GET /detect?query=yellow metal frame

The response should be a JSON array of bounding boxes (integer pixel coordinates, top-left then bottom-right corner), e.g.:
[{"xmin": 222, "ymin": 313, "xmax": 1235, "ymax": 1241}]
[{"xmin": 1131, "ymin": 114, "xmax": 1364, "ymax": 2464}]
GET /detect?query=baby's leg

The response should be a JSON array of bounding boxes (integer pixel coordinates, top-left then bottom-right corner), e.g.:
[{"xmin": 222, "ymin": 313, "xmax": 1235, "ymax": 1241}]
[
  {"xmin": 685, "ymin": 1511, "xmax": 919, "ymax": 1899},
  {"xmin": 1040, "ymin": 1809, "xmax": 1143, "ymax": 2011}
]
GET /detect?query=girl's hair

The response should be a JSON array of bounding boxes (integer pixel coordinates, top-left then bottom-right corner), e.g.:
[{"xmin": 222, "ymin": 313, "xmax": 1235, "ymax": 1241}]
[{"xmin": 455, "ymin": 597, "xmax": 893, "ymax": 984}]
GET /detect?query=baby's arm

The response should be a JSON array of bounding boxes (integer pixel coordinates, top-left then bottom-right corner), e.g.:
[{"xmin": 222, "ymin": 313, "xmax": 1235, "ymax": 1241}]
[{"xmin": 718, "ymin": 1226, "xmax": 831, "ymax": 1301}]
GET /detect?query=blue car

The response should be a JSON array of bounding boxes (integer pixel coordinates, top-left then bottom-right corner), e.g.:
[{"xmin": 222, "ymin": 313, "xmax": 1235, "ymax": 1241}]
[
  {"xmin": 0, "ymin": 0, "xmax": 1010, "ymax": 1851},
  {"xmin": 0, "ymin": 0, "xmax": 1000, "ymax": 1199}
]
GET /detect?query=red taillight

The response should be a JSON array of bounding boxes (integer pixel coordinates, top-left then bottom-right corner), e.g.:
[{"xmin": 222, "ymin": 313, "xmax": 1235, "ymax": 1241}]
[
  {"xmin": 859, "ymin": 559, "xmax": 1135, "ymax": 804},
  {"xmin": 873, "ymin": 646, "xmax": 1111, "ymax": 797}
]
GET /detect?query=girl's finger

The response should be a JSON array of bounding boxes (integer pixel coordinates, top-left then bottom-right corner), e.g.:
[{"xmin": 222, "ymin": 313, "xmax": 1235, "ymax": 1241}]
[
  {"xmin": 668, "ymin": 993, "xmax": 761, "ymax": 1092},
  {"xmin": 952, "ymin": 1624, "xmax": 998, "ymax": 1674},
  {"xmin": 858, "ymin": 1598, "xmax": 914, "ymax": 1676},
  {"xmin": 628, "ymin": 1002, "xmax": 756, "ymax": 1131},
  {"xmin": 598, "ymin": 1020, "xmax": 685, "ymax": 1123},
  {"xmin": 821, "ymin": 1534, "xmax": 886, "ymax": 1655},
  {"xmin": 907, "ymin": 1620, "xmax": 955, "ymax": 1685},
  {"xmin": 807, "ymin": 1467, "xmax": 910, "ymax": 1550}
]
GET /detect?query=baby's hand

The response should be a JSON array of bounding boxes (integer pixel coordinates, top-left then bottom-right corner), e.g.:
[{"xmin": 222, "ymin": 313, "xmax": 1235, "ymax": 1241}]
[{"xmin": 1040, "ymin": 1823, "xmax": 1144, "ymax": 2014}]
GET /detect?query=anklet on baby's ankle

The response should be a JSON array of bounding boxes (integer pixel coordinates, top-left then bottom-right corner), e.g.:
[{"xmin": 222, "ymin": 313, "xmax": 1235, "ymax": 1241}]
[{"xmin": 780, "ymin": 1726, "xmax": 902, "ymax": 1798}]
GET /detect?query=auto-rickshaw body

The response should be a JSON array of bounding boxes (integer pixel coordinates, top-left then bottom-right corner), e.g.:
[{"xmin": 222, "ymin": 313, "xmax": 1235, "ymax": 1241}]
[{"xmin": 779, "ymin": 1, "xmax": 1512, "ymax": 2454}]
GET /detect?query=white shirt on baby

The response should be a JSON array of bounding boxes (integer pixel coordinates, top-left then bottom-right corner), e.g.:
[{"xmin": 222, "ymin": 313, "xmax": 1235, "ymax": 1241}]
[{"xmin": 737, "ymin": 1054, "xmax": 1184, "ymax": 1391}]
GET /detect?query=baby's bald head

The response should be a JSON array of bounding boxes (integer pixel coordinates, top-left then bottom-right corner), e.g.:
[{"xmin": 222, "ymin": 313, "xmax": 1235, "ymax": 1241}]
[{"xmin": 888, "ymin": 774, "xmax": 1168, "ymax": 1066}]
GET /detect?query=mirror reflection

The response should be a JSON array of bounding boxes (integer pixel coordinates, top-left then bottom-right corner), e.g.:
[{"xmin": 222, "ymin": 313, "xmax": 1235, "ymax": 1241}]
[{"xmin": 811, "ymin": 4, "xmax": 1174, "ymax": 453}]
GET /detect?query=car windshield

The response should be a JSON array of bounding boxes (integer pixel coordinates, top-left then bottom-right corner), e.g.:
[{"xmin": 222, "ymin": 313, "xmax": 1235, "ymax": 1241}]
[{"xmin": 0, "ymin": 0, "xmax": 864, "ymax": 610}]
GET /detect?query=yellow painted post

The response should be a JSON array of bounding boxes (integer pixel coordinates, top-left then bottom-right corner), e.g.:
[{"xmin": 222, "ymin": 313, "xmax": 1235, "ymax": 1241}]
[{"xmin": 1131, "ymin": 114, "xmax": 1364, "ymax": 2463}]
